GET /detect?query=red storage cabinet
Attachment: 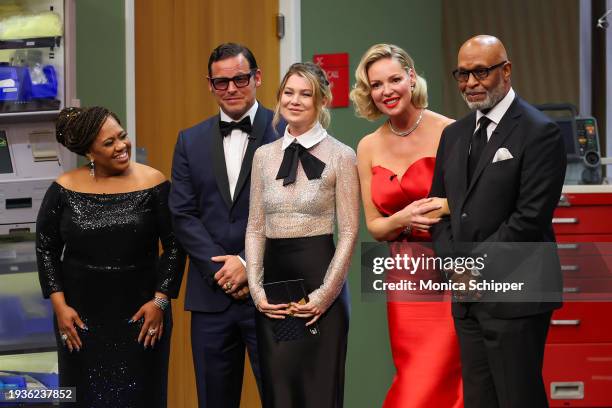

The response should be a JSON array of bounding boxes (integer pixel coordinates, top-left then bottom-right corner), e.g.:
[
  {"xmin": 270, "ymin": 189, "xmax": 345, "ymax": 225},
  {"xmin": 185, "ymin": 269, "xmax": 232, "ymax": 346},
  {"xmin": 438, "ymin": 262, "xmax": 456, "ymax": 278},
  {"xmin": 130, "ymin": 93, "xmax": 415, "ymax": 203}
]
[{"xmin": 545, "ymin": 186, "xmax": 612, "ymax": 407}]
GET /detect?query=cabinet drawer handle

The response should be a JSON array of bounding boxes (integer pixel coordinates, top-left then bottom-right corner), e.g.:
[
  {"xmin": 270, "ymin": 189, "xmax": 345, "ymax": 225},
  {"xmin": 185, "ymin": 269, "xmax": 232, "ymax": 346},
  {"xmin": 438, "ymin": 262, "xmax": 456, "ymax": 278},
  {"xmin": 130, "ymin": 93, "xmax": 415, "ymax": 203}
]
[
  {"xmin": 557, "ymin": 243, "xmax": 579, "ymax": 250},
  {"xmin": 561, "ymin": 265, "xmax": 579, "ymax": 272},
  {"xmin": 550, "ymin": 382, "xmax": 584, "ymax": 400},
  {"xmin": 558, "ymin": 194, "xmax": 571, "ymax": 207},
  {"xmin": 551, "ymin": 319, "xmax": 581, "ymax": 326},
  {"xmin": 553, "ymin": 218, "xmax": 578, "ymax": 224},
  {"xmin": 563, "ymin": 287, "xmax": 580, "ymax": 293}
]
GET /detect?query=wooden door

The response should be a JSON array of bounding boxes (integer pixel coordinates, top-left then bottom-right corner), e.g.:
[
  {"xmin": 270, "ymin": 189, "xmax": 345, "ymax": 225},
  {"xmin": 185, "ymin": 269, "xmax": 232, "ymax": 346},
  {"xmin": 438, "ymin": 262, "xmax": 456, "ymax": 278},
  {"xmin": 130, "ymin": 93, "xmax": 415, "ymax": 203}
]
[{"xmin": 134, "ymin": 1, "xmax": 280, "ymax": 407}]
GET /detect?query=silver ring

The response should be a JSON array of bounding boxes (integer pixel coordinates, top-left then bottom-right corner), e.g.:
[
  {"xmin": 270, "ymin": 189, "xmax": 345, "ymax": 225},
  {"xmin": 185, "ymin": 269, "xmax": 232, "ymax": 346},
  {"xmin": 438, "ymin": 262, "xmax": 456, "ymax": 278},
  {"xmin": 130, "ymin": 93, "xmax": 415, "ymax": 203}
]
[
  {"xmin": 60, "ymin": 333, "xmax": 68, "ymax": 343},
  {"xmin": 148, "ymin": 328, "xmax": 157, "ymax": 336}
]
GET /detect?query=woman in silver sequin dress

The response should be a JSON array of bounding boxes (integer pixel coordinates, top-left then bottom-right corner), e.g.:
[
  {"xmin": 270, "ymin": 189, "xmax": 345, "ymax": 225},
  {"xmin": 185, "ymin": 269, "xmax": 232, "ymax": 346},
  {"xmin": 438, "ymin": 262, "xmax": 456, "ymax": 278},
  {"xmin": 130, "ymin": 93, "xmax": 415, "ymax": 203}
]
[
  {"xmin": 245, "ymin": 63, "xmax": 360, "ymax": 408},
  {"xmin": 36, "ymin": 106, "xmax": 185, "ymax": 408}
]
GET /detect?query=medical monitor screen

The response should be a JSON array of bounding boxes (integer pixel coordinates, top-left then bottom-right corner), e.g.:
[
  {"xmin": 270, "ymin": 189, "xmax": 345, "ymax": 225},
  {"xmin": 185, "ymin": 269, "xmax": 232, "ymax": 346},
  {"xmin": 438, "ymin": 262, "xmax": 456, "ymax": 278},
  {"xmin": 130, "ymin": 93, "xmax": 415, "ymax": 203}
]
[
  {"xmin": 556, "ymin": 119, "xmax": 578, "ymax": 157},
  {"xmin": 0, "ymin": 131, "xmax": 13, "ymax": 174}
]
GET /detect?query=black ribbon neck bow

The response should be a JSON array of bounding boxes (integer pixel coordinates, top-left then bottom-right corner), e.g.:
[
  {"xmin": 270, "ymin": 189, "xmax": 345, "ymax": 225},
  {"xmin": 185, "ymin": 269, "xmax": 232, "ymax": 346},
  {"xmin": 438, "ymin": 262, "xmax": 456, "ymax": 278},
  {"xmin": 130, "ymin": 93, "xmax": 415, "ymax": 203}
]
[
  {"xmin": 219, "ymin": 116, "xmax": 252, "ymax": 137},
  {"xmin": 276, "ymin": 141, "xmax": 326, "ymax": 186}
]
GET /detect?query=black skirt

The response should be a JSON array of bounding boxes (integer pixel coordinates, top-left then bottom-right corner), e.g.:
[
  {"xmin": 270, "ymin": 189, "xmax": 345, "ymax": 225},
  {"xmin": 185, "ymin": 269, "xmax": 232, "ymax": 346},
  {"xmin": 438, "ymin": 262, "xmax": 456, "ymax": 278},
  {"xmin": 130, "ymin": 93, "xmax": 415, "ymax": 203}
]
[{"xmin": 256, "ymin": 234, "xmax": 350, "ymax": 408}]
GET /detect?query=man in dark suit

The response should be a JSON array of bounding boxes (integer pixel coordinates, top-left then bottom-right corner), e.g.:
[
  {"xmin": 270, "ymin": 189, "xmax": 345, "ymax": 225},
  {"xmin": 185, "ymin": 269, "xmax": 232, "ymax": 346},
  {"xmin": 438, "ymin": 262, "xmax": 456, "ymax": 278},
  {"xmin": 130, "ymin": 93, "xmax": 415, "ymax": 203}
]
[
  {"xmin": 169, "ymin": 43, "xmax": 281, "ymax": 408},
  {"xmin": 430, "ymin": 35, "xmax": 566, "ymax": 407}
]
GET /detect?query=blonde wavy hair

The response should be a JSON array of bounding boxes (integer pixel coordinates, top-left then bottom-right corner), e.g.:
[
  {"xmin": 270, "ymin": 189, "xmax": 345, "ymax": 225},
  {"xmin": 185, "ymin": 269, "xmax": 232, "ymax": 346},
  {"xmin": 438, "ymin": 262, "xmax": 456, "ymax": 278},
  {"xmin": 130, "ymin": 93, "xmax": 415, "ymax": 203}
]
[
  {"xmin": 350, "ymin": 43, "xmax": 428, "ymax": 121},
  {"xmin": 273, "ymin": 62, "xmax": 333, "ymax": 130}
]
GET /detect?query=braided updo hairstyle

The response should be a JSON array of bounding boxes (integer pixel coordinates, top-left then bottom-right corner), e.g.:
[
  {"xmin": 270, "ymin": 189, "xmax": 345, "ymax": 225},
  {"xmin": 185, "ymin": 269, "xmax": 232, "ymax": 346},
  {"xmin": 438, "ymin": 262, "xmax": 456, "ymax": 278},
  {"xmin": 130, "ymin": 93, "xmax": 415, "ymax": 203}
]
[{"xmin": 56, "ymin": 106, "xmax": 121, "ymax": 156}]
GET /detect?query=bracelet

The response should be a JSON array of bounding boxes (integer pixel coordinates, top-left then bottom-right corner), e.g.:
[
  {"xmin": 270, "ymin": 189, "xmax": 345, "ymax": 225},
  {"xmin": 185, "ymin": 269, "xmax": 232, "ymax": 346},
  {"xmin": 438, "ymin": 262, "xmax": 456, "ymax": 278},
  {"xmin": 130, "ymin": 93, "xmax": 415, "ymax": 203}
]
[
  {"xmin": 403, "ymin": 224, "xmax": 412, "ymax": 235},
  {"xmin": 153, "ymin": 296, "xmax": 170, "ymax": 311}
]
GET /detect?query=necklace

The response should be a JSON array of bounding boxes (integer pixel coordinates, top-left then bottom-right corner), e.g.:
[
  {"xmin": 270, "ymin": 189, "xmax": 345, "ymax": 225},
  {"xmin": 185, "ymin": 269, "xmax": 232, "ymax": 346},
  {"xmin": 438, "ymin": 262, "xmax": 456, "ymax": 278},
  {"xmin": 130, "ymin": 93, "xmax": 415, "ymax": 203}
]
[{"xmin": 388, "ymin": 109, "xmax": 423, "ymax": 137}]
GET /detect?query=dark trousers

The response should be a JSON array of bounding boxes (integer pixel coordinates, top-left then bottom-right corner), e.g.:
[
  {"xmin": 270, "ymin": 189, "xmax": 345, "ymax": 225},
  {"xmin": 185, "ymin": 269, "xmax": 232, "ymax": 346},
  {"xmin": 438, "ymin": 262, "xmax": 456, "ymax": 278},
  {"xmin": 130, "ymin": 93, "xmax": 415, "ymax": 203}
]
[
  {"xmin": 454, "ymin": 304, "xmax": 552, "ymax": 408},
  {"xmin": 191, "ymin": 302, "xmax": 261, "ymax": 408}
]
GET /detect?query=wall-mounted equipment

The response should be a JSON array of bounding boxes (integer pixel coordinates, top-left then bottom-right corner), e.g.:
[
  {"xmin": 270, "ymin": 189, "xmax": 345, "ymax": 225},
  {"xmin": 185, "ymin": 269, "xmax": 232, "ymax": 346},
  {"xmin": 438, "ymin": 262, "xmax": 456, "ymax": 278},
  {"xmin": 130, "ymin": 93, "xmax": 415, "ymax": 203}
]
[{"xmin": 536, "ymin": 104, "xmax": 609, "ymax": 185}]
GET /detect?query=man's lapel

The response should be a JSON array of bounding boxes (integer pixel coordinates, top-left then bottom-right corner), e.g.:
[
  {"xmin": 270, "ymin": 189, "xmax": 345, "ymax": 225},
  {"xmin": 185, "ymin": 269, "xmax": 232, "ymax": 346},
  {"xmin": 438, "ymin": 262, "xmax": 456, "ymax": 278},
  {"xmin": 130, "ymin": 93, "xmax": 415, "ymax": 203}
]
[
  {"xmin": 232, "ymin": 106, "xmax": 267, "ymax": 206},
  {"xmin": 449, "ymin": 115, "xmax": 475, "ymax": 215},
  {"xmin": 465, "ymin": 98, "xmax": 522, "ymax": 197},
  {"xmin": 456, "ymin": 118, "xmax": 474, "ymax": 197},
  {"xmin": 210, "ymin": 115, "xmax": 232, "ymax": 208}
]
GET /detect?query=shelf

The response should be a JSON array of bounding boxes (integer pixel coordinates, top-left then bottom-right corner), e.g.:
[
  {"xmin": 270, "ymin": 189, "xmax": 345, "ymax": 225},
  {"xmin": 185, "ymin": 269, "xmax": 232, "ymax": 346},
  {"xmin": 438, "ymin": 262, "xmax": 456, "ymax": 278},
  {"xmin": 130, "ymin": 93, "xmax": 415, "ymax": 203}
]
[
  {"xmin": 0, "ymin": 339, "xmax": 56, "ymax": 356},
  {"xmin": 0, "ymin": 37, "xmax": 61, "ymax": 50},
  {"xmin": 0, "ymin": 107, "xmax": 60, "ymax": 124},
  {"xmin": 0, "ymin": 240, "xmax": 37, "ymax": 275}
]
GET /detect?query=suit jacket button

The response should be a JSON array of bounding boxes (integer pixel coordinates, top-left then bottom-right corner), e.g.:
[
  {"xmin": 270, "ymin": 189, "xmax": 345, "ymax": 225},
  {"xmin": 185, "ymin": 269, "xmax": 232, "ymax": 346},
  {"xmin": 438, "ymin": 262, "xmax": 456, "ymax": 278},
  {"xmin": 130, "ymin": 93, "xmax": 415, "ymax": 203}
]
[{"xmin": 461, "ymin": 212, "xmax": 468, "ymax": 219}]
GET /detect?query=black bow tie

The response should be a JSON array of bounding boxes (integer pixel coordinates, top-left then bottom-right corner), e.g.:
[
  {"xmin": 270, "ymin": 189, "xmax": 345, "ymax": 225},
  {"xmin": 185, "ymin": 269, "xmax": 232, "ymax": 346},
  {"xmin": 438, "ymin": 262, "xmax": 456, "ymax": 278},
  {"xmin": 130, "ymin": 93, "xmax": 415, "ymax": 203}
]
[
  {"xmin": 219, "ymin": 116, "xmax": 252, "ymax": 137},
  {"xmin": 276, "ymin": 141, "xmax": 326, "ymax": 186}
]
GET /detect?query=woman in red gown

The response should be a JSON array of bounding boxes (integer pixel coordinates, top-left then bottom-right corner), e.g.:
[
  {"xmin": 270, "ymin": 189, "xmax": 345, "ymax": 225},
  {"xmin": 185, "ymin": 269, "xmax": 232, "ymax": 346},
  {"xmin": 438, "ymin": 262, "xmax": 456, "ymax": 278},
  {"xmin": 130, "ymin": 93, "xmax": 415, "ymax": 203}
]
[{"xmin": 351, "ymin": 44, "xmax": 463, "ymax": 408}]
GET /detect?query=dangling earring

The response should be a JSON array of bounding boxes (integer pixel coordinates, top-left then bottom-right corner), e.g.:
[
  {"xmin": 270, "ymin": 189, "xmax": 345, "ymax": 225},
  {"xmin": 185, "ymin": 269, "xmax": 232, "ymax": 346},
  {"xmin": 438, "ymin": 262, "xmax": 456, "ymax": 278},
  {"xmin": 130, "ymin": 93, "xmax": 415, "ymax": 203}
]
[
  {"xmin": 88, "ymin": 157, "xmax": 95, "ymax": 177},
  {"xmin": 411, "ymin": 83, "xmax": 416, "ymax": 91}
]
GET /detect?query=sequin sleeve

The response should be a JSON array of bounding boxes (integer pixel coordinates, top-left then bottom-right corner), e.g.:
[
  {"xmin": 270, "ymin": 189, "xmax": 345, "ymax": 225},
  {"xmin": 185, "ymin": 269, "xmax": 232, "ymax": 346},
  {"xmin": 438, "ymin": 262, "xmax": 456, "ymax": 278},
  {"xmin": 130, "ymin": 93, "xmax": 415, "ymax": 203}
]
[
  {"xmin": 307, "ymin": 146, "xmax": 360, "ymax": 311},
  {"xmin": 155, "ymin": 181, "xmax": 187, "ymax": 298},
  {"xmin": 245, "ymin": 148, "xmax": 267, "ymax": 307},
  {"xmin": 36, "ymin": 182, "xmax": 65, "ymax": 298}
]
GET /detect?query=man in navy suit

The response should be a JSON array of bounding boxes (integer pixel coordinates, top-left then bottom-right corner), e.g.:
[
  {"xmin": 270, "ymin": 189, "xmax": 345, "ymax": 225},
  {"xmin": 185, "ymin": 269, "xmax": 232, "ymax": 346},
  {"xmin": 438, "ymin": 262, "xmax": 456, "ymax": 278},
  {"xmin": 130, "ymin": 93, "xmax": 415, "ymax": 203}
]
[
  {"xmin": 430, "ymin": 35, "xmax": 566, "ymax": 407},
  {"xmin": 169, "ymin": 43, "xmax": 281, "ymax": 408}
]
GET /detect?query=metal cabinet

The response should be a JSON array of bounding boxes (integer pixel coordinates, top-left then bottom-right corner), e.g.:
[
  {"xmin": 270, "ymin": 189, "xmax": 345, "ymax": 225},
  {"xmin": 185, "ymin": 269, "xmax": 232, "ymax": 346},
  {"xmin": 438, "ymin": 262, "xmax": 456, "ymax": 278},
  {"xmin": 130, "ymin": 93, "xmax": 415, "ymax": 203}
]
[{"xmin": 545, "ymin": 186, "xmax": 612, "ymax": 407}]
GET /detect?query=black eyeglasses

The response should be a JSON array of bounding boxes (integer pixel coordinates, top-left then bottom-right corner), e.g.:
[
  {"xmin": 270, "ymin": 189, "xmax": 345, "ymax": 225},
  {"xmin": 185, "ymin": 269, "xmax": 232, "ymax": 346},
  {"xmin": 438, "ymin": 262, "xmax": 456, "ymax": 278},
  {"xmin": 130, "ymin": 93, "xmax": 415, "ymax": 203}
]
[
  {"xmin": 452, "ymin": 61, "xmax": 508, "ymax": 83},
  {"xmin": 208, "ymin": 69, "xmax": 257, "ymax": 91}
]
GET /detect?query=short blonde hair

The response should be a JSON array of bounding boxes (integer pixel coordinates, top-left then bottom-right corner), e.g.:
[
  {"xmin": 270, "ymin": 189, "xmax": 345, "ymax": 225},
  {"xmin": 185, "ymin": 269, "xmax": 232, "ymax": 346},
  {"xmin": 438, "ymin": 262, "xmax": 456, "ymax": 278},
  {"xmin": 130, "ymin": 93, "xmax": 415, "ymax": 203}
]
[
  {"xmin": 350, "ymin": 43, "xmax": 428, "ymax": 121},
  {"xmin": 273, "ymin": 62, "xmax": 333, "ymax": 129}
]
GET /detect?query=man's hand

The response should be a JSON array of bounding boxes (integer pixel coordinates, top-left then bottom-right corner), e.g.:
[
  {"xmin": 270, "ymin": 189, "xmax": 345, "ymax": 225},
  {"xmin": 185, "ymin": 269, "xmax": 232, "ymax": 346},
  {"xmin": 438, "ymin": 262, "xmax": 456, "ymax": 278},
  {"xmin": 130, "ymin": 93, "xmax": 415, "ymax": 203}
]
[
  {"xmin": 212, "ymin": 255, "xmax": 248, "ymax": 297},
  {"xmin": 231, "ymin": 285, "xmax": 250, "ymax": 300},
  {"xmin": 449, "ymin": 271, "xmax": 482, "ymax": 302}
]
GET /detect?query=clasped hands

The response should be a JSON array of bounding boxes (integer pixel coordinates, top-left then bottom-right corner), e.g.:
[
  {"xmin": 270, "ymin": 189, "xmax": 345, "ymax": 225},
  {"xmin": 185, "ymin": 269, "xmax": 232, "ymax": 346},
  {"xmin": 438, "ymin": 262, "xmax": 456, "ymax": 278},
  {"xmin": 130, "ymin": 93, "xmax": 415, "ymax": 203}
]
[
  {"xmin": 396, "ymin": 197, "xmax": 448, "ymax": 232},
  {"xmin": 447, "ymin": 270, "xmax": 483, "ymax": 302},
  {"xmin": 257, "ymin": 298, "xmax": 323, "ymax": 326},
  {"xmin": 212, "ymin": 255, "xmax": 250, "ymax": 300}
]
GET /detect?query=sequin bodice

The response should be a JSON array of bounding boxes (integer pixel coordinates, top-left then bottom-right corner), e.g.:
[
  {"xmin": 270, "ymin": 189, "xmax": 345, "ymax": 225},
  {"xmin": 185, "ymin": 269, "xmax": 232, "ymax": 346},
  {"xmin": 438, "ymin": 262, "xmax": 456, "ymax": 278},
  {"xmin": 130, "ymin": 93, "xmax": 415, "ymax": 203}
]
[
  {"xmin": 246, "ymin": 134, "xmax": 360, "ymax": 311},
  {"xmin": 36, "ymin": 181, "xmax": 185, "ymax": 305}
]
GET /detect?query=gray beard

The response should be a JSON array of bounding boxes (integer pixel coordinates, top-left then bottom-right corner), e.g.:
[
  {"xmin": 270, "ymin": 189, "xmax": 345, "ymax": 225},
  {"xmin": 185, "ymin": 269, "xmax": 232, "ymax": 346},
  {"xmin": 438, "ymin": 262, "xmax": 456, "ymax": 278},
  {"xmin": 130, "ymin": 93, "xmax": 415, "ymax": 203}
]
[{"xmin": 462, "ymin": 83, "xmax": 506, "ymax": 111}]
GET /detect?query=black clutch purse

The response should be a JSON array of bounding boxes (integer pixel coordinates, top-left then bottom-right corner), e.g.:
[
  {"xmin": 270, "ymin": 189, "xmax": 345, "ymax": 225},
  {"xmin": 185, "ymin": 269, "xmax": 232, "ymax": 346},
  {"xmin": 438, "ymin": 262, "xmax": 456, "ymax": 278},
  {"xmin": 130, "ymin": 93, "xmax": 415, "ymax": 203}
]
[{"xmin": 263, "ymin": 279, "xmax": 320, "ymax": 342}]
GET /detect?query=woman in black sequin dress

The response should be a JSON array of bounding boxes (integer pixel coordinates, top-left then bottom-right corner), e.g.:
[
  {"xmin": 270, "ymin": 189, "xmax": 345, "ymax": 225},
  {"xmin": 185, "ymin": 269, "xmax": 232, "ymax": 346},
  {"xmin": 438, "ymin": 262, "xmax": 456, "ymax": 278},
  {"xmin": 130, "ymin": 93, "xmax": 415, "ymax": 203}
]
[{"xmin": 36, "ymin": 106, "xmax": 186, "ymax": 408}]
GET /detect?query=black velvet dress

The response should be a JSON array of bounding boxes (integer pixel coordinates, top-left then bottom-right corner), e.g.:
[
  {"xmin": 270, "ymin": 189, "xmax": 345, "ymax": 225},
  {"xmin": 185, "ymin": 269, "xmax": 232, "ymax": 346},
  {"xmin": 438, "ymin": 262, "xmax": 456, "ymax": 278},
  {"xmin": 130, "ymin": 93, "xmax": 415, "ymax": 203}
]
[{"xmin": 36, "ymin": 181, "xmax": 185, "ymax": 408}]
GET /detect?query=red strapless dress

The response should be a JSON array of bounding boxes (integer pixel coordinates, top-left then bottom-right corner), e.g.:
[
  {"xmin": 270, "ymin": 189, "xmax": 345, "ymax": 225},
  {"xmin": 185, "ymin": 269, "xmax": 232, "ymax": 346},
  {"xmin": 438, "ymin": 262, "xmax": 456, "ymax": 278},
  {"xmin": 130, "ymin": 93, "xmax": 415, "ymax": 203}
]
[{"xmin": 371, "ymin": 157, "xmax": 463, "ymax": 408}]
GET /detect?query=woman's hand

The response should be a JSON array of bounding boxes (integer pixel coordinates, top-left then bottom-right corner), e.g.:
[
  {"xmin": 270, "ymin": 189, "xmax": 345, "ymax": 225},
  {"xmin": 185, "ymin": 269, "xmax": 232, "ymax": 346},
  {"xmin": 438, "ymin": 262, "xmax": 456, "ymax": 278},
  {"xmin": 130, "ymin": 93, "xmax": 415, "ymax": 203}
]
[
  {"xmin": 131, "ymin": 301, "xmax": 164, "ymax": 348},
  {"xmin": 289, "ymin": 301, "xmax": 324, "ymax": 326},
  {"xmin": 256, "ymin": 299, "xmax": 290, "ymax": 320},
  {"xmin": 54, "ymin": 304, "xmax": 86, "ymax": 352},
  {"xmin": 395, "ymin": 197, "xmax": 443, "ymax": 232}
]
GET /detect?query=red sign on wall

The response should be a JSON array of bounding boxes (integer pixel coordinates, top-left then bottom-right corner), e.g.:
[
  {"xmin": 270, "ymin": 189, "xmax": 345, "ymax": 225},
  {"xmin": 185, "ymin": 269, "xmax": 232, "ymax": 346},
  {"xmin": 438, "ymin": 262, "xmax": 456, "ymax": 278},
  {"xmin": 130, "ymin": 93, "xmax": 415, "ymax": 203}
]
[{"xmin": 313, "ymin": 53, "xmax": 349, "ymax": 108}]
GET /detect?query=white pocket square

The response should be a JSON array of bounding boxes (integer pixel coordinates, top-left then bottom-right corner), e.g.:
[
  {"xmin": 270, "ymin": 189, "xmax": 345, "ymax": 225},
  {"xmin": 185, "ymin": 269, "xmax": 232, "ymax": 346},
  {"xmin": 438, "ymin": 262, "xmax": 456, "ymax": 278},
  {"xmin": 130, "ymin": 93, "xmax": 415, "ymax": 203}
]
[{"xmin": 492, "ymin": 148, "xmax": 513, "ymax": 163}]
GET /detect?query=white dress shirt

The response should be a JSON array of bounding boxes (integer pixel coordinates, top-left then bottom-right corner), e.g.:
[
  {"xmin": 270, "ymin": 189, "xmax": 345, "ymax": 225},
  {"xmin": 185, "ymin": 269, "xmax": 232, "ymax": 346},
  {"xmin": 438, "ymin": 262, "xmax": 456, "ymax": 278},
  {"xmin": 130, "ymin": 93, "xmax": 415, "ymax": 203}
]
[
  {"xmin": 475, "ymin": 87, "xmax": 516, "ymax": 140},
  {"xmin": 220, "ymin": 101, "xmax": 259, "ymax": 200}
]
